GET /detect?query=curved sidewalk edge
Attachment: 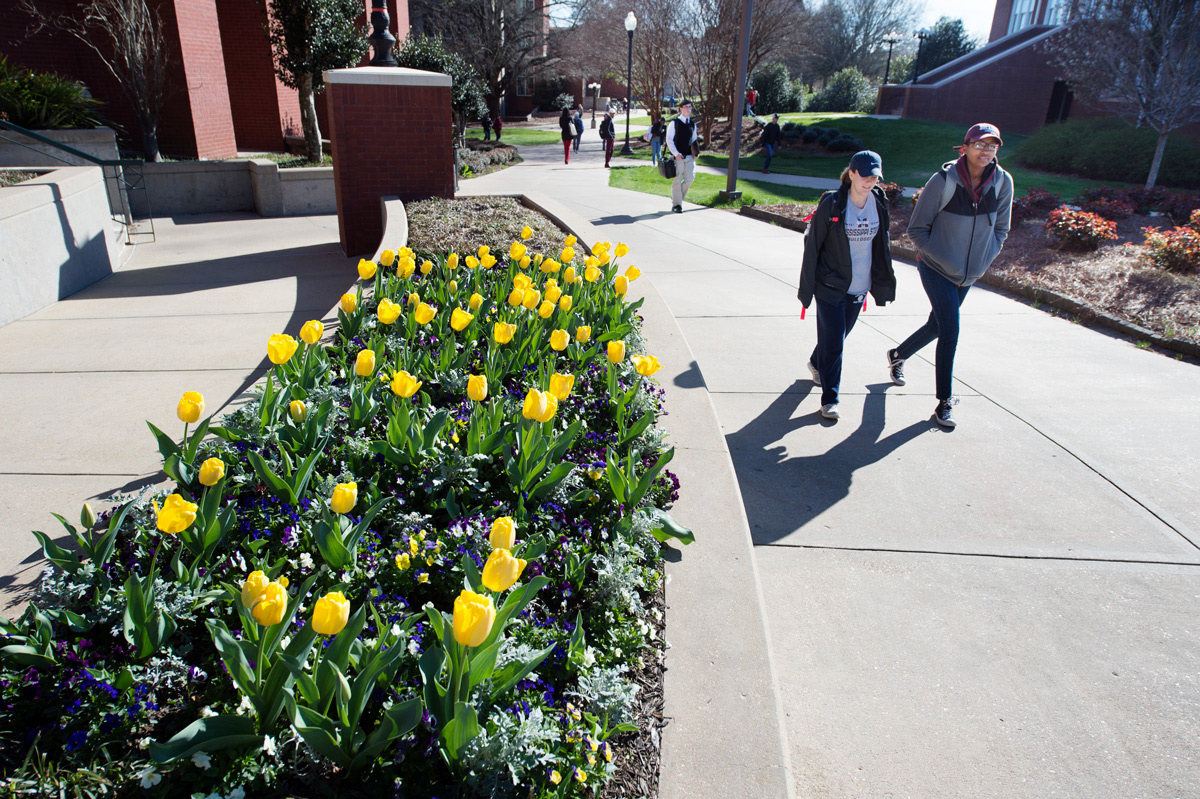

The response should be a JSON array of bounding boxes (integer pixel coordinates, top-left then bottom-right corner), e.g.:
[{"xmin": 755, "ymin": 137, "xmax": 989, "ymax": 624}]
[{"xmin": 518, "ymin": 190, "xmax": 797, "ymax": 799}]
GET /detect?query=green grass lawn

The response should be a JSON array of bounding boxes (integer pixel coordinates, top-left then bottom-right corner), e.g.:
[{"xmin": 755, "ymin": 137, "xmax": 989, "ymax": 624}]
[
  {"xmin": 465, "ymin": 128, "xmax": 563, "ymax": 145},
  {"xmin": 608, "ymin": 165, "xmax": 825, "ymax": 208}
]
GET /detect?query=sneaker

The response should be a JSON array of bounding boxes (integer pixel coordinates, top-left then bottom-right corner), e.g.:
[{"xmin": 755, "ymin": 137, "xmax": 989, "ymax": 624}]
[
  {"xmin": 807, "ymin": 360, "xmax": 822, "ymax": 387},
  {"xmin": 933, "ymin": 397, "xmax": 959, "ymax": 429},
  {"xmin": 886, "ymin": 348, "xmax": 906, "ymax": 386},
  {"xmin": 820, "ymin": 403, "xmax": 840, "ymax": 420},
  {"xmin": 672, "ymin": 205, "xmax": 682, "ymax": 214}
]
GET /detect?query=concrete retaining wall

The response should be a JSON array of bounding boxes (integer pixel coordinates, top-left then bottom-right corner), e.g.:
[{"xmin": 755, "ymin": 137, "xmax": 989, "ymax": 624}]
[
  {"xmin": 0, "ymin": 167, "xmax": 122, "ymax": 327},
  {"xmin": 0, "ymin": 127, "xmax": 120, "ymax": 167},
  {"xmin": 131, "ymin": 159, "xmax": 335, "ymax": 217}
]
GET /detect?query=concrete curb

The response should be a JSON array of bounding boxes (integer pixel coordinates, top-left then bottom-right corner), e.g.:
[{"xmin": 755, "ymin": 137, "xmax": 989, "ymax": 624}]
[{"xmin": 739, "ymin": 204, "xmax": 808, "ymax": 233}]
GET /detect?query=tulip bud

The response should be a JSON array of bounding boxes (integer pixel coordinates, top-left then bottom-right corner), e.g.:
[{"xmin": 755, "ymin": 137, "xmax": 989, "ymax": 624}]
[
  {"xmin": 514, "ymin": 273, "xmax": 531, "ymax": 290},
  {"xmin": 379, "ymin": 249, "xmax": 396, "ymax": 267},
  {"xmin": 331, "ymin": 482, "xmax": 358, "ymax": 514},
  {"xmin": 340, "ymin": 293, "xmax": 357, "ymax": 314},
  {"xmin": 544, "ymin": 285, "xmax": 562, "ymax": 304},
  {"xmin": 615, "ymin": 242, "xmax": 630, "ymax": 257},
  {"xmin": 537, "ymin": 393, "xmax": 558, "ymax": 423},
  {"xmin": 482, "ymin": 548, "xmax": 527, "ymax": 593},
  {"xmin": 614, "ymin": 275, "xmax": 629, "ymax": 297},
  {"xmin": 564, "ymin": 266, "xmax": 577, "ymax": 284},
  {"xmin": 584, "ymin": 265, "xmax": 600, "ymax": 283},
  {"xmin": 80, "ymin": 502, "xmax": 97, "ymax": 530},
  {"xmin": 466, "ymin": 255, "xmax": 480, "ymax": 268},
  {"xmin": 482, "ymin": 254, "xmax": 497, "ymax": 268},
  {"xmin": 490, "ymin": 516, "xmax": 516, "ymax": 550},
  {"xmin": 560, "ymin": 247, "xmax": 575, "ymax": 263},
  {"xmin": 354, "ymin": 349, "xmax": 376, "ymax": 377},
  {"xmin": 520, "ymin": 225, "xmax": 533, "ymax": 240},
  {"xmin": 452, "ymin": 589, "xmax": 496, "ymax": 647},
  {"xmin": 607, "ymin": 340, "xmax": 626, "ymax": 363},
  {"xmin": 377, "ymin": 298, "xmax": 401, "ymax": 325},
  {"xmin": 252, "ymin": 580, "xmax": 288, "ymax": 627},
  {"xmin": 467, "ymin": 374, "xmax": 488, "ymax": 402},
  {"xmin": 289, "ymin": 400, "xmax": 307, "ymax": 422},
  {"xmin": 420, "ymin": 260, "xmax": 434, "ymax": 275},
  {"xmin": 548, "ymin": 372, "xmax": 575, "ymax": 401},
  {"xmin": 469, "ymin": 292, "xmax": 484, "ymax": 311},
  {"xmin": 519, "ymin": 255, "xmax": 531, "ymax": 270},
  {"xmin": 538, "ymin": 301, "xmax": 554, "ymax": 319},
  {"xmin": 625, "ymin": 264, "xmax": 641, "ymax": 281},
  {"xmin": 312, "ymin": 591, "xmax": 350, "ymax": 636},
  {"xmin": 177, "ymin": 391, "xmax": 205, "ymax": 424},
  {"xmin": 335, "ymin": 665, "xmax": 352, "ymax": 702},
  {"xmin": 199, "ymin": 457, "xmax": 225, "ymax": 487},
  {"xmin": 564, "ymin": 235, "xmax": 577, "ymax": 248},
  {"xmin": 153, "ymin": 494, "xmax": 198, "ymax": 535},
  {"xmin": 446, "ymin": 252, "xmax": 459, "ymax": 270},
  {"xmin": 522, "ymin": 388, "xmax": 548, "ymax": 421},
  {"xmin": 522, "ymin": 289, "xmax": 541, "ymax": 311},
  {"xmin": 510, "ymin": 241, "xmax": 527, "ymax": 260},
  {"xmin": 448, "ymin": 280, "xmax": 458, "ymax": 293},
  {"xmin": 558, "ymin": 295, "xmax": 573, "ymax": 312},
  {"xmin": 408, "ymin": 292, "xmax": 420, "ymax": 307},
  {"xmin": 632, "ymin": 354, "xmax": 663, "ymax": 377},
  {"xmin": 478, "ymin": 245, "xmax": 490, "ymax": 257},
  {"xmin": 241, "ymin": 570, "xmax": 270, "ymax": 610},
  {"xmin": 575, "ymin": 325, "xmax": 591, "ymax": 343}
]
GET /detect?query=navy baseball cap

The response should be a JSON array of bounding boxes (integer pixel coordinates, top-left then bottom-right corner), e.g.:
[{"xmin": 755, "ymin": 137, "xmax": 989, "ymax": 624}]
[
  {"xmin": 849, "ymin": 150, "xmax": 883, "ymax": 178},
  {"xmin": 963, "ymin": 122, "xmax": 1003, "ymax": 145}
]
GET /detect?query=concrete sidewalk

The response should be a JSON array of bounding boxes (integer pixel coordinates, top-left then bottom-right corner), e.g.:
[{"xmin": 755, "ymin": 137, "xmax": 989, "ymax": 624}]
[{"xmin": 463, "ymin": 142, "xmax": 1200, "ymax": 798}]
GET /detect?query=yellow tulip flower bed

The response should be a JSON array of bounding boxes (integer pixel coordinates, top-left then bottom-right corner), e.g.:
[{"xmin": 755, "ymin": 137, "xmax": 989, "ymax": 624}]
[{"xmin": 0, "ymin": 213, "xmax": 692, "ymax": 798}]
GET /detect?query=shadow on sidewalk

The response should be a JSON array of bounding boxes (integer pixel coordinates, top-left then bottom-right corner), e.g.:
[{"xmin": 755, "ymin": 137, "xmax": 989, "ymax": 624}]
[{"xmin": 725, "ymin": 379, "xmax": 927, "ymax": 545}]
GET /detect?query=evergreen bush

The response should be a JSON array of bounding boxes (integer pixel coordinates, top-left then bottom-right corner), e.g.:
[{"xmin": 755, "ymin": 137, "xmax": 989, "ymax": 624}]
[
  {"xmin": 1015, "ymin": 118, "xmax": 1200, "ymax": 189},
  {"xmin": 0, "ymin": 56, "xmax": 103, "ymax": 130}
]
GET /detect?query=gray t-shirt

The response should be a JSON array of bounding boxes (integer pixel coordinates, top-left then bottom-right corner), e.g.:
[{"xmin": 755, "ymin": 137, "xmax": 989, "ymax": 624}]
[{"xmin": 845, "ymin": 195, "xmax": 878, "ymax": 295}]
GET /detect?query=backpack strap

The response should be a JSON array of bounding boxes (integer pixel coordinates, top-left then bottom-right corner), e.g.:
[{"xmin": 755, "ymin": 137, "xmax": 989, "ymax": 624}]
[{"xmin": 937, "ymin": 167, "xmax": 956, "ymax": 213}]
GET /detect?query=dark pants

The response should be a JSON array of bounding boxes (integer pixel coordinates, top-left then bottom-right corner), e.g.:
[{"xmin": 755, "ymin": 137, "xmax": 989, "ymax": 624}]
[
  {"xmin": 895, "ymin": 262, "xmax": 972, "ymax": 400},
  {"xmin": 604, "ymin": 137, "xmax": 614, "ymax": 166},
  {"xmin": 484, "ymin": 126, "xmax": 491, "ymax": 141},
  {"xmin": 810, "ymin": 293, "xmax": 864, "ymax": 407},
  {"xmin": 763, "ymin": 143, "xmax": 775, "ymax": 171}
]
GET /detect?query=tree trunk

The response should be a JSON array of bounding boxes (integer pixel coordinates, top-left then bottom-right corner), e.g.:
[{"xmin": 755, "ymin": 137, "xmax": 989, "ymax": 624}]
[
  {"xmin": 298, "ymin": 71, "xmax": 323, "ymax": 164},
  {"xmin": 1145, "ymin": 129, "xmax": 1169, "ymax": 190},
  {"xmin": 138, "ymin": 110, "xmax": 161, "ymax": 162}
]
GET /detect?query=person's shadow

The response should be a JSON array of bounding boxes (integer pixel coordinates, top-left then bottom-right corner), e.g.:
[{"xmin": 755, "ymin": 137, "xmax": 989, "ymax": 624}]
[{"xmin": 724, "ymin": 379, "xmax": 928, "ymax": 546}]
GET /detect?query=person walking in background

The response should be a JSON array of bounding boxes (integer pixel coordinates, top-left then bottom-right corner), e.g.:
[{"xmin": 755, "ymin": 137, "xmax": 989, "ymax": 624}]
[
  {"xmin": 798, "ymin": 150, "xmax": 897, "ymax": 420},
  {"xmin": 481, "ymin": 110, "xmax": 492, "ymax": 141},
  {"xmin": 599, "ymin": 109, "xmax": 616, "ymax": 168},
  {"xmin": 492, "ymin": 115, "xmax": 503, "ymax": 140},
  {"xmin": 572, "ymin": 109, "xmax": 584, "ymax": 153},
  {"xmin": 665, "ymin": 99, "xmax": 698, "ymax": 213},
  {"xmin": 887, "ymin": 123, "xmax": 1014, "ymax": 429},
  {"xmin": 760, "ymin": 113, "xmax": 781, "ymax": 173},
  {"xmin": 559, "ymin": 107, "xmax": 575, "ymax": 164},
  {"xmin": 649, "ymin": 114, "xmax": 666, "ymax": 166},
  {"xmin": 745, "ymin": 87, "xmax": 757, "ymax": 117}
]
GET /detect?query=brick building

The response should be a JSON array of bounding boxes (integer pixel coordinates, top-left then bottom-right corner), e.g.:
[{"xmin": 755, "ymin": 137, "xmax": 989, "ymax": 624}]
[{"xmin": 1, "ymin": 0, "xmax": 407, "ymax": 159}]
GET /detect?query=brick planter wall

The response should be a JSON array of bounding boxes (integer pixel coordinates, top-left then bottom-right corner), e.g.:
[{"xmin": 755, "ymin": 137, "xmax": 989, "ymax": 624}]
[{"xmin": 324, "ymin": 67, "xmax": 454, "ymax": 256}]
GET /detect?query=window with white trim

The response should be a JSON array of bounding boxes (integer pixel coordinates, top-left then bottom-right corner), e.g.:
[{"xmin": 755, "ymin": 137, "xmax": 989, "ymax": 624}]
[
  {"xmin": 1044, "ymin": 0, "xmax": 1069, "ymax": 26},
  {"xmin": 516, "ymin": 76, "xmax": 532, "ymax": 97},
  {"xmin": 1008, "ymin": 0, "xmax": 1037, "ymax": 34}
]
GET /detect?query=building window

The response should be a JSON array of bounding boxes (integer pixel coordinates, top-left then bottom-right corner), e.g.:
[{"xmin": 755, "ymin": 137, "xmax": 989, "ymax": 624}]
[
  {"xmin": 1043, "ymin": 0, "xmax": 1069, "ymax": 26},
  {"xmin": 1008, "ymin": 0, "xmax": 1037, "ymax": 34},
  {"xmin": 516, "ymin": 76, "xmax": 532, "ymax": 97}
]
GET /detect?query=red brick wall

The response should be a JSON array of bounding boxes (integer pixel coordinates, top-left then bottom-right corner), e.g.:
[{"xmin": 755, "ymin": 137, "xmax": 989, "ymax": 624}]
[
  {"xmin": 215, "ymin": 0, "xmax": 301, "ymax": 151},
  {"xmin": 989, "ymin": 0, "xmax": 1015, "ymax": 43},
  {"xmin": 326, "ymin": 76, "xmax": 453, "ymax": 255},
  {"xmin": 171, "ymin": 0, "xmax": 237, "ymax": 159}
]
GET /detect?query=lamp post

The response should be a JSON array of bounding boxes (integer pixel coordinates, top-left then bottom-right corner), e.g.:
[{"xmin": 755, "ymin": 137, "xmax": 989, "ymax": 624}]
[
  {"xmin": 619, "ymin": 12, "xmax": 637, "ymax": 156},
  {"xmin": 588, "ymin": 82, "xmax": 601, "ymax": 129},
  {"xmin": 882, "ymin": 32, "xmax": 899, "ymax": 84},
  {"xmin": 367, "ymin": 3, "xmax": 398, "ymax": 66},
  {"xmin": 913, "ymin": 28, "xmax": 930, "ymax": 84},
  {"xmin": 719, "ymin": 0, "xmax": 753, "ymax": 201}
]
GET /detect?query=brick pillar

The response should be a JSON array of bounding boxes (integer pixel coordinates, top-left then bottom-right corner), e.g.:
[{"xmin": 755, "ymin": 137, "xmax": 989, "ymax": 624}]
[
  {"xmin": 171, "ymin": 0, "xmax": 238, "ymax": 159},
  {"xmin": 325, "ymin": 67, "xmax": 454, "ymax": 256}
]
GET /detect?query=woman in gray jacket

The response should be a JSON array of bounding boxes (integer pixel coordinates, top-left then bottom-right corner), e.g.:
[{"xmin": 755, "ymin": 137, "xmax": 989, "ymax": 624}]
[{"xmin": 886, "ymin": 123, "xmax": 1013, "ymax": 429}]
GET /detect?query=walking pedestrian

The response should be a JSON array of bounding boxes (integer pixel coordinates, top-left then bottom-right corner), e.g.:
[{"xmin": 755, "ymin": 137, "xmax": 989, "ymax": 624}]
[
  {"xmin": 886, "ymin": 123, "xmax": 1014, "ymax": 429},
  {"xmin": 760, "ymin": 113, "xmax": 781, "ymax": 173},
  {"xmin": 649, "ymin": 114, "xmax": 666, "ymax": 166},
  {"xmin": 559, "ymin": 108, "xmax": 575, "ymax": 164},
  {"xmin": 572, "ymin": 109, "xmax": 584, "ymax": 153},
  {"xmin": 745, "ymin": 87, "xmax": 757, "ymax": 117},
  {"xmin": 798, "ymin": 150, "xmax": 897, "ymax": 420},
  {"xmin": 481, "ymin": 110, "xmax": 492, "ymax": 141},
  {"xmin": 665, "ymin": 100, "xmax": 698, "ymax": 213},
  {"xmin": 599, "ymin": 110, "xmax": 616, "ymax": 168},
  {"xmin": 492, "ymin": 115, "xmax": 503, "ymax": 140}
]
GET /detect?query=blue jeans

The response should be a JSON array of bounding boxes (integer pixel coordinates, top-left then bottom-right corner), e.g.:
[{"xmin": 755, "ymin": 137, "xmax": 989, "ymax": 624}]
[
  {"xmin": 810, "ymin": 293, "xmax": 864, "ymax": 407},
  {"xmin": 763, "ymin": 143, "xmax": 775, "ymax": 170},
  {"xmin": 573, "ymin": 132, "xmax": 582, "ymax": 152},
  {"xmin": 895, "ymin": 262, "xmax": 972, "ymax": 400},
  {"xmin": 651, "ymin": 139, "xmax": 662, "ymax": 163}
]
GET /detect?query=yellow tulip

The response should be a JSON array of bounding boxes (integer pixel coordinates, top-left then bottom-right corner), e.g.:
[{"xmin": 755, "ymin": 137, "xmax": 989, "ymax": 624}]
[
  {"xmin": 522, "ymin": 388, "xmax": 548, "ymax": 421},
  {"xmin": 615, "ymin": 242, "xmax": 630, "ymax": 257},
  {"xmin": 357, "ymin": 258, "xmax": 377, "ymax": 280},
  {"xmin": 544, "ymin": 285, "xmax": 562, "ymax": 304},
  {"xmin": 584, "ymin": 256, "xmax": 598, "ymax": 269},
  {"xmin": 481, "ymin": 321, "xmax": 511, "ymax": 348},
  {"xmin": 379, "ymin": 249, "xmax": 396, "ymax": 267},
  {"xmin": 354, "ymin": 349, "xmax": 376, "ymax": 377},
  {"xmin": 469, "ymin": 292, "xmax": 484, "ymax": 310},
  {"xmin": 597, "ymin": 249, "xmax": 611, "ymax": 266},
  {"xmin": 607, "ymin": 340, "xmax": 626, "ymax": 363},
  {"xmin": 490, "ymin": 516, "xmax": 516, "ymax": 549},
  {"xmin": 177, "ymin": 391, "xmax": 204, "ymax": 424},
  {"xmin": 584, "ymin": 265, "xmax": 600, "ymax": 283},
  {"xmin": 538, "ymin": 301, "xmax": 554, "ymax": 319},
  {"xmin": 399, "ymin": 257, "xmax": 416, "ymax": 278},
  {"xmin": 331, "ymin": 482, "xmax": 358, "ymax": 514},
  {"xmin": 467, "ymin": 374, "xmax": 488, "ymax": 402},
  {"xmin": 614, "ymin": 275, "xmax": 629, "ymax": 297},
  {"xmin": 340, "ymin": 293, "xmax": 357, "ymax": 314},
  {"xmin": 154, "ymin": 493, "xmax": 198, "ymax": 535},
  {"xmin": 538, "ymin": 393, "xmax": 558, "ymax": 423},
  {"xmin": 399, "ymin": 246, "xmax": 413, "ymax": 259},
  {"xmin": 312, "ymin": 591, "xmax": 350, "ymax": 635},
  {"xmin": 481, "ymin": 254, "xmax": 497, "ymax": 269},
  {"xmin": 289, "ymin": 399, "xmax": 307, "ymax": 422},
  {"xmin": 507, "ymin": 288, "xmax": 525, "ymax": 307},
  {"xmin": 632, "ymin": 354, "xmax": 663, "ymax": 376},
  {"xmin": 550, "ymin": 329, "xmax": 569, "ymax": 351},
  {"xmin": 390, "ymin": 370, "xmax": 422, "ymax": 398},
  {"xmin": 377, "ymin": 298, "xmax": 401, "ymax": 325},
  {"xmin": 420, "ymin": 260, "xmax": 433, "ymax": 275},
  {"xmin": 564, "ymin": 266, "xmax": 577, "ymax": 284},
  {"xmin": 408, "ymin": 292, "xmax": 420, "ymax": 307},
  {"xmin": 517, "ymin": 255, "xmax": 529, "ymax": 270},
  {"xmin": 533, "ymin": 253, "xmax": 545, "ymax": 266},
  {"xmin": 625, "ymin": 264, "xmax": 641, "ymax": 280},
  {"xmin": 252, "ymin": 580, "xmax": 287, "ymax": 627},
  {"xmin": 478, "ymin": 245, "xmax": 490, "ymax": 257},
  {"xmin": 446, "ymin": 252, "xmax": 459, "ymax": 270},
  {"xmin": 451, "ymin": 308, "xmax": 474, "ymax": 331},
  {"xmin": 414, "ymin": 302, "xmax": 436, "ymax": 325},
  {"xmin": 510, "ymin": 241, "xmax": 527, "ymax": 260},
  {"xmin": 521, "ymin": 288, "xmax": 541, "ymax": 310},
  {"xmin": 267, "ymin": 334, "xmax": 299, "ymax": 365},
  {"xmin": 564, "ymin": 235, "xmax": 577, "ymax": 248},
  {"xmin": 558, "ymin": 295, "xmax": 573, "ymax": 312},
  {"xmin": 548, "ymin": 372, "xmax": 575, "ymax": 400},
  {"xmin": 521, "ymin": 225, "xmax": 533, "ymax": 240},
  {"xmin": 465, "ymin": 255, "xmax": 480, "ymax": 268},
  {"xmin": 448, "ymin": 280, "xmax": 458, "ymax": 292},
  {"xmin": 540, "ymin": 258, "xmax": 560, "ymax": 273},
  {"xmin": 560, "ymin": 247, "xmax": 575, "ymax": 263},
  {"xmin": 481, "ymin": 549, "xmax": 527, "ymax": 593},
  {"xmin": 452, "ymin": 589, "xmax": 495, "ymax": 647},
  {"xmin": 513, "ymin": 273, "xmax": 531, "ymax": 290},
  {"xmin": 241, "ymin": 570, "xmax": 270, "ymax": 610},
  {"xmin": 199, "ymin": 457, "xmax": 225, "ymax": 487},
  {"xmin": 575, "ymin": 325, "xmax": 591, "ymax": 343},
  {"xmin": 300, "ymin": 319, "xmax": 324, "ymax": 345}
]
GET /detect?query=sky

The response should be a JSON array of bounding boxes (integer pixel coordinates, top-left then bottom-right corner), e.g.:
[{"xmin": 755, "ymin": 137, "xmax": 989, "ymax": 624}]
[{"xmin": 917, "ymin": 0, "xmax": 999, "ymax": 42}]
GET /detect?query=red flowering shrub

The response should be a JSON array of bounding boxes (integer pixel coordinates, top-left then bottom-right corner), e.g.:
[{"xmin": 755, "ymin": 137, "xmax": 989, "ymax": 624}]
[
  {"xmin": 877, "ymin": 181, "xmax": 904, "ymax": 207},
  {"xmin": 1081, "ymin": 197, "xmax": 1136, "ymax": 220},
  {"xmin": 1160, "ymin": 192, "xmax": 1200, "ymax": 225},
  {"xmin": 1045, "ymin": 206, "xmax": 1119, "ymax": 250},
  {"xmin": 1076, "ymin": 185, "xmax": 1126, "ymax": 205},
  {"xmin": 1012, "ymin": 186, "xmax": 1062, "ymax": 228},
  {"xmin": 910, "ymin": 187, "xmax": 922, "ymax": 205},
  {"xmin": 1141, "ymin": 222, "xmax": 1200, "ymax": 274},
  {"xmin": 1192, "ymin": 209, "xmax": 1200, "ymax": 232},
  {"xmin": 1122, "ymin": 186, "xmax": 1171, "ymax": 215}
]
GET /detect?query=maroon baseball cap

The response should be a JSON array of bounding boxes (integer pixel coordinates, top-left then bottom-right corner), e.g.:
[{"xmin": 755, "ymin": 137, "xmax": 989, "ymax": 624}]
[{"xmin": 963, "ymin": 122, "xmax": 1003, "ymax": 145}]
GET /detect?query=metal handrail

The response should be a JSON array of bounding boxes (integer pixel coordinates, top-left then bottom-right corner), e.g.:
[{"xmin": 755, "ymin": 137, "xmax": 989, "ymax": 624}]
[{"xmin": 0, "ymin": 119, "xmax": 154, "ymax": 243}]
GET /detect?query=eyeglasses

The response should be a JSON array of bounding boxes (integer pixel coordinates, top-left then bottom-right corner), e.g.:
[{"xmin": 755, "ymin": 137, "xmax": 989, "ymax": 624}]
[{"xmin": 969, "ymin": 142, "xmax": 1000, "ymax": 152}]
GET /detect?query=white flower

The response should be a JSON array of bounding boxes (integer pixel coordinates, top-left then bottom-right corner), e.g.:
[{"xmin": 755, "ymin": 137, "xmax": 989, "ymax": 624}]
[
  {"xmin": 200, "ymin": 705, "xmax": 217, "ymax": 718},
  {"xmin": 407, "ymin": 638, "xmax": 420, "ymax": 656},
  {"xmin": 137, "ymin": 736, "xmax": 151, "ymax": 750},
  {"xmin": 192, "ymin": 751, "xmax": 212, "ymax": 770},
  {"xmin": 391, "ymin": 624, "xmax": 402, "ymax": 637},
  {"xmin": 227, "ymin": 787, "xmax": 246, "ymax": 799},
  {"xmin": 236, "ymin": 694, "xmax": 254, "ymax": 716},
  {"xmin": 136, "ymin": 765, "xmax": 162, "ymax": 788},
  {"xmin": 262, "ymin": 735, "xmax": 277, "ymax": 758},
  {"xmin": 299, "ymin": 552, "xmax": 314, "ymax": 569},
  {"xmin": 280, "ymin": 636, "xmax": 292, "ymax": 650}
]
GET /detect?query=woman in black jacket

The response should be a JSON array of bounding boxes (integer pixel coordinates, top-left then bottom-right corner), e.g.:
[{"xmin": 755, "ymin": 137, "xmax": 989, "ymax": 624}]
[
  {"xmin": 559, "ymin": 108, "xmax": 575, "ymax": 164},
  {"xmin": 797, "ymin": 150, "xmax": 896, "ymax": 420}
]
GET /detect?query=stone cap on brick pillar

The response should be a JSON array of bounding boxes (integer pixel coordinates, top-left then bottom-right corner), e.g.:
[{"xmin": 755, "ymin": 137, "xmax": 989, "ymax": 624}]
[{"xmin": 323, "ymin": 67, "xmax": 452, "ymax": 87}]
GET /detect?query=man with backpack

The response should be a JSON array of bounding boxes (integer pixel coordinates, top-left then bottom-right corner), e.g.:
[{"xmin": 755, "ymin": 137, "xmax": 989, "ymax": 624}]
[
  {"xmin": 665, "ymin": 100, "xmax": 698, "ymax": 213},
  {"xmin": 886, "ymin": 123, "xmax": 1014, "ymax": 429},
  {"xmin": 599, "ymin": 110, "xmax": 616, "ymax": 167},
  {"xmin": 760, "ymin": 113, "xmax": 781, "ymax": 173}
]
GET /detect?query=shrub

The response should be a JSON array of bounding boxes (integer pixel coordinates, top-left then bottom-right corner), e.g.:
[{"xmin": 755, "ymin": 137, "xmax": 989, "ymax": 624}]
[
  {"xmin": 826, "ymin": 134, "xmax": 862, "ymax": 153},
  {"xmin": 1122, "ymin": 186, "xmax": 1171, "ymax": 215},
  {"xmin": 0, "ymin": 55, "xmax": 104, "ymax": 130},
  {"xmin": 801, "ymin": 128, "xmax": 820, "ymax": 144},
  {"xmin": 1140, "ymin": 221, "xmax": 1200, "ymax": 273},
  {"xmin": 877, "ymin": 181, "xmax": 904, "ymax": 206},
  {"xmin": 807, "ymin": 68, "xmax": 873, "ymax": 113},
  {"xmin": 395, "ymin": 35, "xmax": 486, "ymax": 131},
  {"xmin": 750, "ymin": 62, "xmax": 804, "ymax": 114},
  {"xmin": 1160, "ymin": 192, "xmax": 1200, "ymax": 225},
  {"xmin": 817, "ymin": 130, "xmax": 838, "ymax": 147},
  {"xmin": 1011, "ymin": 187, "xmax": 1062, "ymax": 228},
  {"xmin": 1081, "ymin": 197, "xmax": 1135, "ymax": 220},
  {"xmin": 1045, "ymin": 205, "xmax": 1119, "ymax": 250},
  {"xmin": 531, "ymin": 75, "xmax": 572, "ymax": 109},
  {"xmin": 551, "ymin": 92, "xmax": 575, "ymax": 111}
]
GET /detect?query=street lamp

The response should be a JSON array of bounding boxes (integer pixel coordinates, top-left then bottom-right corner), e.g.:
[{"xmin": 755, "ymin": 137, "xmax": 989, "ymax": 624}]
[
  {"xmin": 881, "ymin": 32, "xmax": 899, "ymax": 84},
  {"xmin": 588, "ymin": 82, "xmax": 601, "ymax": 128},
  {"xmin": 619, "ymin": 12, "xmax": 637, "ymax": 156},
  {"xmin": 913, "ymin": 28, "xmax": 930, "ymax": 84}
]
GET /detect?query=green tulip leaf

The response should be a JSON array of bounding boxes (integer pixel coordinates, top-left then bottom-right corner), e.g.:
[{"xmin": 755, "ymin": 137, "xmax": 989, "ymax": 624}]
[
  {"xmin": 31, "ymin": 529, "xmax": 82, "ymax": 575},
  {"xmin": 418, "ymin": 643, "xmax": 450, "ymax": 726},
  {"xmin": 421, "ymin": 409, "xmax": 451, "ymax": 451},
  {"xmin": 148, "ymin": 714, "xmax": 260, "ymax": 764},
  {"xmin": 489, "ymin": 642, "xmax": 554, "ymax": 699},
  {"xmin": 0, "ymin": 644, "xmax": 56, "ymax": 669},
  {"xmin": 350, "ymin": 697, "xmax": 423, "ymax": 776},
  {"xmin": 644, "ymin": 507, "xmax": 695, "ymax": 545},
  {"xmin": 466, "ymin": 639, "xmax": 502, "ymax": 691},
  {"xmin": 460, "ymin": 551, "xmax": 482, "ymax": 593},
  {"xmin": 246, "ymin": 450, "xmax": 297, "ymax": 505},
  {"xmin": 528, "ymin": 462, "xmax": 576, "ymax": 501},
  {"xmin": 441, "ymin": 701, "xmax": 480, "ymax": 764},
  {"xmin": 205, "ymin": 619, "xmax": 256, "ymax": 698},
  {"xmin": 618, "ymin": 409, "xmax": 656, "ymax": 448},
  {"xmin": 294, "ymin": 706, "xmax": 352, "ymax": 768},
  {"xmin": 146, "ymin": 421, "xmax": 183, "ymax": 464},
  {"xmin": 278, "ymin": 653, "xmax": 320, "ymax": 705}
]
